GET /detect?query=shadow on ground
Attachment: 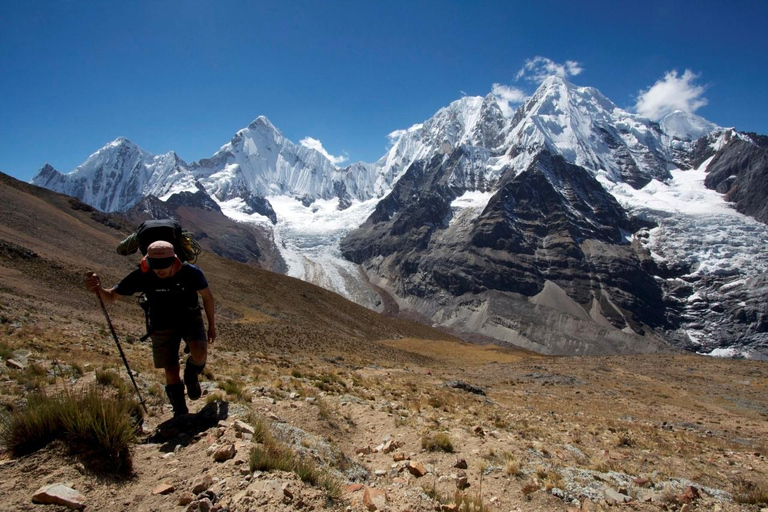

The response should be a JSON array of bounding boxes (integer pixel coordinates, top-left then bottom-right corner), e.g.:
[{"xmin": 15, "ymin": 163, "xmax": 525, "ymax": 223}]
[{"xmin": 144, "ymin": 400, "xmax": 229, "ymax": 452}]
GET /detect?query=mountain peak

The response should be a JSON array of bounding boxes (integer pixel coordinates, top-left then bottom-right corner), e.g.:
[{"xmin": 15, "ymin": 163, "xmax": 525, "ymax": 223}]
[
  {"xmin": 659, "ymin": 110, "xmax": 722, "ymax": 141},
  {"xmin": 108, "ymin": 136, "xmax": 134, "ymax": 148},
  {"xmin": 248, "ymin": 116, "xmax": 277, "ymax": 131},
  {"xmin": 32, "ymin": 163, "xmax": 62, "ymax": 184}
]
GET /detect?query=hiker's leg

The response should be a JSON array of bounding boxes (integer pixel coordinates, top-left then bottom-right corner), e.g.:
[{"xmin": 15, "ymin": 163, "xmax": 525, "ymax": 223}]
[
  {"xmin": 183, "ymin": 317, "xmax": 208, "ymax": 400},
  {"xmin": 164, "ymin": 381, "xmax": 188, "ymax": 416},
  {"xmin": 188, "ymin": 339, "xmax": 207, "ymax": 366},
  {"xmin": 152, "ymin": 330, "xmax": 187, "ymax": 415},
  {"xmin": 164, "ymin": 365, "xmax": 181, "ymax": 385}
]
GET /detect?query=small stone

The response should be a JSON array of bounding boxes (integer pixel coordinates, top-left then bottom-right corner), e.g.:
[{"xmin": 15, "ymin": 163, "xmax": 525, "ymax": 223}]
[
  {"xmin": 186, "ymin": 498, "xmax": 213, "ymax": 512},
  {"xmin": 233, "ymin": 419, "xmax": 255, "ymax": 435},
  {"xmin": 406, "ymin": 461, "xmax": 427, "ymax": 477},
  {"xmin": 393, "ymin": 452, "xmax": 407, "ymax": 462},
  {"xmin": 473, "ymin": 425, "xmax": 485, "ymax": 437},
  {"xmin": 5, "ymin": 359, "xmax": 24, "ymax": 370},
  {"xmin": 374, "ymin": 470, "xmax": 387, "ymax": 477},
  {"xmin": 363, "ymin": 486, "xmax": 387, "ymax": 511},
  {"xmin": 633, "ymin": 478, "xmax": 650, "ymax": 487},
  {"xmin": 178, "ymin": 492, "xmax": 196, "ymax": 506},
  {"xmin": 344, "ymin": 484, "xmax": 365, "ymax": 494},
  {"xmin": 191, "ymin": 474, "xmax": 214, "ymax": 494},
  {"xmin": 213, "ymin": 443, "xmax": 236, "ymax": 462},
  {"xmin": 680, "ymin": 504, "xmax": 691, "ymax": 512},
  {"xmin": 454, "ymin": 458, "xmax": 468, "ymax": 469},
  {"xmin": 282, "ymin": 483, "xmax": 293, "ymax": 500},
  {"xmin": 603, "ymin": 487, "xmax": 631, "ymax": 504},
  {"xmin": 153, "ymin": 482, "xmax": 175, "ymax": 495},
  {"xmin": 441, "ymin": 505, "xmax": 459, "ymax": 512},
  {"xmin": 32, "ymin": 483, "xmax": 86, "ymax": 510},
  {"xmin": 679, "ymin": 486, "xmax": 700, "ymax": 503}
]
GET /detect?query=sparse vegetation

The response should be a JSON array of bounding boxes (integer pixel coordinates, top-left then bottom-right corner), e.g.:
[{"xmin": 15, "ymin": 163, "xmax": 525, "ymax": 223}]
[
  {"xmin": 219, "ymin": 378, "xmax": 247, "ymax": 400},
  {"xmin": 95, "ymin": 368, "xmax": 121, "ymax": 388},
  {"xmin": 249, "ymin": 425, "xmax": 341, "ymax": 500},
  {"xmin": 0, "ymin": 387, "xmax": 138, "ymax": 474},
  {"xmin": 421, "ymin": 482, "xmax": 489, "ymax": 512},
  {"xmin": 733, "ymin": 477, "xmax": 768, "ymax": 505},
  {"xmin": 0, "ymin": 340, "xmax": 13, "ymax": 360},
  {"xmin": 421, "ymin": 432, "xmax": 454, "ymax": 452}
]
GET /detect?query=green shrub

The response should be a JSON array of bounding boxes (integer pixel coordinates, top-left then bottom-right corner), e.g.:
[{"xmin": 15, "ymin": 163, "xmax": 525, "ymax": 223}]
[
  {"xmin": 421, "ymin": 432, "xmax": 454, "ymax": 453},
  {"xmin": 0, "ymin": 387, "xmax": 138, "ymax": 475}
]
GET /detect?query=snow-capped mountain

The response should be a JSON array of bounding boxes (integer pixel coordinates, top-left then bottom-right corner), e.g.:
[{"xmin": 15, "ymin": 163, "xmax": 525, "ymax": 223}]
[
  {"xmin": 190, "ymin": 116, "xmax": 383, "ymax": 208},
  {"xmin": 30, "ymin": 76, "xmax": 768, "ymax": 358},
  {"xmin": 33, "ymin": 138, "xmax": 196, "ymax": 212}
]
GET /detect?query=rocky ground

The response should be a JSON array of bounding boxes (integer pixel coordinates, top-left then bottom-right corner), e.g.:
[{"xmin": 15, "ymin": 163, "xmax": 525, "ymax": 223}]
[{"xmin": 1, "ymin": 302, "xmax": 767, "ymax": 512}]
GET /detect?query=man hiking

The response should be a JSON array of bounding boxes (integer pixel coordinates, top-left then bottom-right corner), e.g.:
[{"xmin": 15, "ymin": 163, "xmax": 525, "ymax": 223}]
[{"xmin": 85, "ymin": 240, "xmax": 215, "ymax": 416}]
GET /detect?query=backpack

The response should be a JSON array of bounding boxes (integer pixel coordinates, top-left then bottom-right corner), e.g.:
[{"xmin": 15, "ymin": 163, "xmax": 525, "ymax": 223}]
[{"xmin": 116, "ymin": 219, "xmax": 201, "ymax": 264}]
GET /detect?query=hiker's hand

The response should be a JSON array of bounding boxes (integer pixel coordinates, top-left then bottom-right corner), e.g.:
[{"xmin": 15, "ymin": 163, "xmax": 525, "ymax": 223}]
[
  {"xmin": 207, "ymin": 326, "xmax": 216, "ymax": 344},
  {"xmin": 84, "ymin": 273, "xmax": 101, "ymax": 293}
]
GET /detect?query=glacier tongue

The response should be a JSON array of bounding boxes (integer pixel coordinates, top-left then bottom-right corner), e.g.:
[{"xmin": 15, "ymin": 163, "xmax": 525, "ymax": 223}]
[
  {"xmin": 219, "ymin": 194, "xmax": 384, "ymax": 310},
  {"xmin": 598, "ymin": 160, "xmax": 768, "ymax": 357}
]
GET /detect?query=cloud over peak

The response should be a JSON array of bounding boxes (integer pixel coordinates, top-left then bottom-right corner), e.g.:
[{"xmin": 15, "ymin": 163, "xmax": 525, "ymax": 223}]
[
  {"xmin": 491, "ymin": 84, "xmax": 527, "ymax": 117},
  {"xmin": 635, "ymin": 69, "xmax": 708, "ymax": 121},
  {"xmin": 300, "ymin": 137, "xmax": 348, "ymax": 166},
  {"xmin": 516, "ymin": 56, "xmax": 584, "ymax": 83}
]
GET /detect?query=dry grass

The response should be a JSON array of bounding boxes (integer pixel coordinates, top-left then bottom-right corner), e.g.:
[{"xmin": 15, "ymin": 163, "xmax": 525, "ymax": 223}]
[
  {"xmin": 733, "ymin": 477, "xmax": 768, "ymax": 505},
  {"xmin": 0, "ymin": 386, "xmax": 138, "ymax": 475},
  {"xmin": 421, "ymin": 432, "xmax": 454, "ymax": 453},
  {"xmin": 249, "ymin": 421, "xmax": 341, "ymax": 500}
]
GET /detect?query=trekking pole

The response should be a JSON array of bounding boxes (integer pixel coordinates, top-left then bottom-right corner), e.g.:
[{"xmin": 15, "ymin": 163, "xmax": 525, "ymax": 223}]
[{"xmin": 94, "ymin": 290, "xmax": 149, "ymax": 414}]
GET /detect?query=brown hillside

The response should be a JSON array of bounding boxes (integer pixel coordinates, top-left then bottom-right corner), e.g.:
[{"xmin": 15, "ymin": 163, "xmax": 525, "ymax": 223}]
[{"xmin": 0, "ymin": 171, "xmax": 458, "ymax": 365}]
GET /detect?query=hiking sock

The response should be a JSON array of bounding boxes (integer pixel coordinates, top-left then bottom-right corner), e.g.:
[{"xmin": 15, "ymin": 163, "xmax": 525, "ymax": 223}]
[
  {"xmin": 184, "ymin": 357, "xmax": 205, "ymax": 401},
  {"xmin": 165, "ymin": 382, "xmax": 188, "ymax": 416}
]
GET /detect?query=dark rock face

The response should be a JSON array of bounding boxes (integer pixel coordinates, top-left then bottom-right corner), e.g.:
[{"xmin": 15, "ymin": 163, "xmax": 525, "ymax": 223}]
[
  {"xmin": 165, "ymin": 190, "xmax": 222, "ymax": 213},
  {"xmin": 342, "ymin": 150, "xmax": 672, "ymax": 344},
  {"xmin": 704, "ymin": 139, "xmax": 768, "ymax": 223},
  {"xmin": 241, "ymin": 193, "xmax": 277, "ymax": 224},
  {"xmin": 126, "ymin": 195, "xmax": 285, "ymax": 272}
]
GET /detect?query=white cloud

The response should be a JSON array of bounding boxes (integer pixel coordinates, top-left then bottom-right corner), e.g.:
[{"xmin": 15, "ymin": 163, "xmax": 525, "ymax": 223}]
[
  {"xmin": 515, "ymin": 56, "xmax": 584, "ymax": 83},
  {"xmin": 491, "ymin": 83, "xmax": 528, "ymax": 117},
  {"xmin": 634, "ymin": 69, "xmax": 708, "ymax": 121},
  {"xmin": 300, "ymin": 137, "xmax": 348, "ymax": 166}
]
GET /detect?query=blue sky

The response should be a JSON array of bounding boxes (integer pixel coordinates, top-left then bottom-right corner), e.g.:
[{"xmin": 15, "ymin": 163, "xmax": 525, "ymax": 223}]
[{"xmin": 2, "ymin": 0, "xmax": 767, "ymax": 181}]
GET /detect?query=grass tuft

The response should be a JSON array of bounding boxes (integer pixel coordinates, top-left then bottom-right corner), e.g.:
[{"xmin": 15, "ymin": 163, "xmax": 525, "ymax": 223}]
[
  {"xmin": 421, "ymin": 432, "xmax": 454, "ymax": 452},
  {"xmin": 249, "ymin": 421, "xmax": 341, "ymax": 500},
  {"xmin": 0, "ymin": 387, "xmax": 138, "ymax": 475},
  {"xmin": 733, "ymin": 477, "xmax": 768, "ymax": 505}
]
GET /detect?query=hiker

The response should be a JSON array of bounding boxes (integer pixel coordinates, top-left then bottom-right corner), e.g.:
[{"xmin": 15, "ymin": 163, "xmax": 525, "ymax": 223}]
[{"xmin": 85, "ymin": 240, "xmax": 215, "ymax": 416}]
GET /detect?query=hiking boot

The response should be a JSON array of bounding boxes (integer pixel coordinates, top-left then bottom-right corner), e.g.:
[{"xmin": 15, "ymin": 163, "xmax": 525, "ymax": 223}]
[
  {"xmin": 165, "ymin": 382, "xmax": 188, "ymax": 416},
  {"xmin": 184, "ymin": 357, "xmax": 205, "ymax": 401}
]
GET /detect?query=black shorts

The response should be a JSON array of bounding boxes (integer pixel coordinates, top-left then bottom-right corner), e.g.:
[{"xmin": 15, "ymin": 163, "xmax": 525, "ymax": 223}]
[{"xmin": 150, "ymin": 316, "xmax": 206, "ymax": 369}]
